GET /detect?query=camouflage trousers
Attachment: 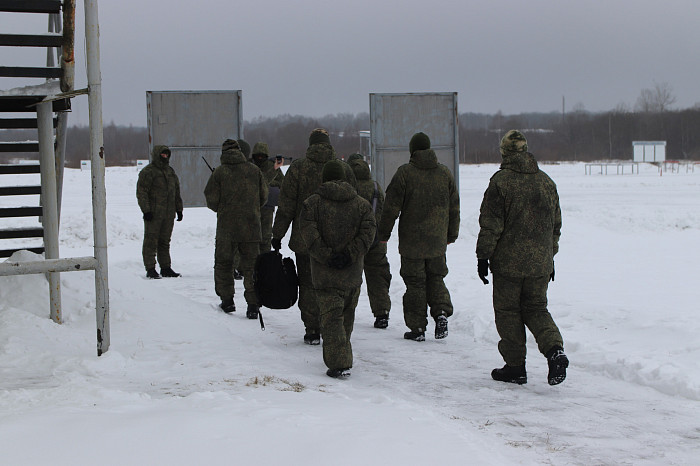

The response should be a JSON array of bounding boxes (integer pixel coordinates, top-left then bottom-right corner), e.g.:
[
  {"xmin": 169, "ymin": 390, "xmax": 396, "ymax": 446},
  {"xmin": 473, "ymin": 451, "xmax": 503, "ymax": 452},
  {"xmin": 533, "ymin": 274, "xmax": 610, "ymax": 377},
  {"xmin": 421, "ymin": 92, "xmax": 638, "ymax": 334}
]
[
  {"xmin": 214, "ymin": 232, "xmax": 259, "ymax": 305},
  {"xmin": 399, "ymin": 255, "xmax": 453, "ymax": 332},
  {"xmin": 259, "ymin": 206, "xmax": 275, "ymax": 253},
  {"xmin": 317, "ymin": 286, "xmax": 359, "ymax": 370},
  {"xmin": 492, "ymin": 273, "xmax": 564, "ymax": 366},
  {"xmin": 363, "ymin": 242, "xmax": 392, "ymax": 318},
  {"xmin": 295, "ymin": 253, "xmax": 320, "ymax": 335},
  {"xmin": 142, "ymin": 215, "xmax": 175, "ymax": 270}
]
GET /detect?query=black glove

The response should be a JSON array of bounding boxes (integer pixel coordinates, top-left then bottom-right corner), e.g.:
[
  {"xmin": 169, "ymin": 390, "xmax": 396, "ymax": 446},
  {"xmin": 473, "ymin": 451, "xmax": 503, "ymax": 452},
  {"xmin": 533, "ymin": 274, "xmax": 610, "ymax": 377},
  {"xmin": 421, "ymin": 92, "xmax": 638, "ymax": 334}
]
[
  {"xmin": 271, "ymin": 237, "xmax": 282, "ymax": 251},
  {"xmin": 550, "ymin": 262, "xmax": 555, "ymax": 282},
  {"xmin": 328, "ymin": 252, "xmax": 351, "ymax": 269},
  {"xmin": 143, "ymin": 212, "xmax": 153, "ymax": 221},
  {"xmin": 478, "ymin": 258, "xmax": 490, "ymax": 285},
  {"xmin": 176, "ymin": 211, "xmax": 183, "ymax": 222}
]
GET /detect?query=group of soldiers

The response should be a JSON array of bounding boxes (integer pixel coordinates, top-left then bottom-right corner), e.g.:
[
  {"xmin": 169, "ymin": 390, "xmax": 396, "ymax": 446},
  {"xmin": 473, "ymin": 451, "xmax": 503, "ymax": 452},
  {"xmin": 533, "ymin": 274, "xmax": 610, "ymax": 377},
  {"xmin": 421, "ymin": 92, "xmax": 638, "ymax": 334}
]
[{"xmin": 136, "ymin": 128, "xmax": 569, "ymax": 385}]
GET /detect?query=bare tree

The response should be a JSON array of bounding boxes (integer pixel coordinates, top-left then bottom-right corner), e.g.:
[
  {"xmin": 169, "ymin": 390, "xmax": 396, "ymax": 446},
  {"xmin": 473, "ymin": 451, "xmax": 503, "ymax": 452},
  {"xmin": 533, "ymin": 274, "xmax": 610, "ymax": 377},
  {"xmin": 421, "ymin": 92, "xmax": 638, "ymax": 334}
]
[{"xmin": 635, "ymin": 81, "xmax": 677, "ymax": 113}]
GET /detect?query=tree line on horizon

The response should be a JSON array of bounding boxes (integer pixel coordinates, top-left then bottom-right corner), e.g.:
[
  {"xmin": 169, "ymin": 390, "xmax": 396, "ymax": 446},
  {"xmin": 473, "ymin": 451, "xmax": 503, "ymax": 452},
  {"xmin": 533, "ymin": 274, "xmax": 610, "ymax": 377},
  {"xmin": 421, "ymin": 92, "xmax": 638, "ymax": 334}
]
[{"xmin": 2, "ymin": 84, "xmax": 699, "ymax": 167}]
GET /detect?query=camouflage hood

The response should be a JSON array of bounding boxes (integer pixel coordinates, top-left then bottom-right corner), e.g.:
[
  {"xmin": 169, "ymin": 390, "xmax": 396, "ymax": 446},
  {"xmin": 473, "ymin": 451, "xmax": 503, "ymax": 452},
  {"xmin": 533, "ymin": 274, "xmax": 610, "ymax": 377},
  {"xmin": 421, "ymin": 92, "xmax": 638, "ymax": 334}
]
[
  {"xmin": 317, "ymin": 180, "xmax": 357, "ymax": 202},
  {"xmin": 151, "ymin": 144, "xmax": 171, "ymax": 167},
  {"xmin": 409, "ymin": 149, "xmax": 438, "ymax": 169},
  {"xmin": 220, "ymin": 148, "xmax": 247, "ymax": 165},
  {"xmin": 306, "ymin": 142, "xmax": 336, "ymax": 163},
  {"xmin": 349, "ymin": 159, "xmax": 371, "ymax": 181},
  {"xmin": 500, "ymin": 152, "xmax": 539, "ymax": 174}
]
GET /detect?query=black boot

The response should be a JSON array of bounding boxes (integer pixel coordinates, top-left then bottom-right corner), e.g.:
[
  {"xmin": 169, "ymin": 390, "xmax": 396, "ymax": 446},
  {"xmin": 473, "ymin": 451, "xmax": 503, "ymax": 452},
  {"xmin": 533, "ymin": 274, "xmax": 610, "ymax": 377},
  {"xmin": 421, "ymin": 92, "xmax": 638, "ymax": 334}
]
[
  {"xmin": 303, "ymin": 332, "xmax": 320, "ymax": 345},
  {"xmin": 146, "ymin": 268, "xmax": 161, "ymax": 279},
  {"xmin": 219, "ymin": 298, "xmax": 235, "ymax": 314},
  {"xmin": 233, "ymin": 269, "xmax": 243, "ymax": 280},
  {"xmin": 373, "ymin": 316, "xmax": 389, "ymax": 329},
  {"xmin": 435, "ymin": 315, "xmax": 448, "ymax": 339},
  {"xmin": 160, "ymin": 267, "xmax": 181, "ymax": 278},
  {"xmin": 246, "ymin": 304, "xmax": 259, "ymax": 320},
  {"xmin": 491, "ymin": 364, "xmax": 527, "ymax": 384},
  {"xmin": 546, "ymin": 346, "xmax": 569, "ymax": 386},
  {"xmin": 326, "ymin": 368, "xmax": 351, "ymax": 379},
  {"xmin": 403, "ymin": 330, "xmax": 425, "ymax": 342}
]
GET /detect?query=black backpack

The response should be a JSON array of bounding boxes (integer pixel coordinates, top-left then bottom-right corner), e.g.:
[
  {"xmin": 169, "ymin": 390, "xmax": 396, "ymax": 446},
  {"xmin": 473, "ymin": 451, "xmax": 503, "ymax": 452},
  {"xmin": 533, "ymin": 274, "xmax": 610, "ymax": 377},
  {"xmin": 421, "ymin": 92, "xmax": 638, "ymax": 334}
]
[{"xmin": 254, "ymin": 250, "xmax": 298, "ymax": 310}]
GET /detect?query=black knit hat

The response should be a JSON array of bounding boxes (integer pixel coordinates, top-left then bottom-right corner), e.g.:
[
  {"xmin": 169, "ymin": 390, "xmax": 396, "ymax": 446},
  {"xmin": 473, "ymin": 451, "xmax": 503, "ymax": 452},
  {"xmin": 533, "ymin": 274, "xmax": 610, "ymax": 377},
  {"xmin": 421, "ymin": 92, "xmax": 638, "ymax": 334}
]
[
  {"xmin": 347, "ymin": 153, "xmax": 364, "ymax": 163},
  {"xmin": 309, "ymin": 128, "xmax": 331, "ymax": 146},
  {"xmin": 237, "ymin": 139, "xmax": 251, "ymax": 158},
  {"xmin": 322, "ymin": 159, "xmax": 345, "ymax": 182},
  {"xmin": 409, "ymin": 132, "xmax": 431, "ymax": 154}
]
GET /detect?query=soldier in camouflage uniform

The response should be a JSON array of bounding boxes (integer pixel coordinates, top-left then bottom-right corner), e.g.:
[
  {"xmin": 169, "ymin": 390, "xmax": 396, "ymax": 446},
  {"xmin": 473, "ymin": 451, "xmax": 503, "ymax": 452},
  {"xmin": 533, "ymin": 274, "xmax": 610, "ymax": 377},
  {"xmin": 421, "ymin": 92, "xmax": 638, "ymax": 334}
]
[
  {"xmin": 204, "ymin": 139, "xmax": 268, "ymax": 318},
  {"xmin": 347, "ymin": 153, "xmax": 392, "ymax": 329},
  {"xmin": 378, "ymin": 132, "xmax": 460, "ymax": 341},
  {"xmin": 251, "ymin": 142, "xmax": 285, "ymax": 253},
  {"xmin": 476, "ymin": 129, "xmax": 569, "ymax": 386},
  {"xmin": 136, "ymin": 145, "xmax": 183, "ymax": 279},
  {"xmin": 271, "ymin": 129, "xmax": 356, "ymax": 345},
  {"xmin": 300, "ymin": 160, "xmax": 376, "ymax": 378},
  {"xmin": 231, "ymin": 138, "xmax": 253, "ymax": 280}
]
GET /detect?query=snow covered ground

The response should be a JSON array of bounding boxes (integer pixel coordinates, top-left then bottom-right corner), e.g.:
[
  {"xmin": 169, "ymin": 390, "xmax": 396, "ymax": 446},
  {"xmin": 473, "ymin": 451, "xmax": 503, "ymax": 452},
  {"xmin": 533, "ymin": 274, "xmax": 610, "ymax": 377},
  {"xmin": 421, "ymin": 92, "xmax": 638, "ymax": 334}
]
[{"xmin": 1, "ymin": 161, "xmax": 699, "ymax": 465}]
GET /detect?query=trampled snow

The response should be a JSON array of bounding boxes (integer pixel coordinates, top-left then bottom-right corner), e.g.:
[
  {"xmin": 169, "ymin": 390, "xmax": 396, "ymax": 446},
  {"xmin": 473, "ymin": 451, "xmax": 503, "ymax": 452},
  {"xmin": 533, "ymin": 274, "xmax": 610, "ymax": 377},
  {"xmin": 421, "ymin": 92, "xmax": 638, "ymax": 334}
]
[{"xmin": 1, "ymin": 162, "xmax": 699, "ymax": 465}]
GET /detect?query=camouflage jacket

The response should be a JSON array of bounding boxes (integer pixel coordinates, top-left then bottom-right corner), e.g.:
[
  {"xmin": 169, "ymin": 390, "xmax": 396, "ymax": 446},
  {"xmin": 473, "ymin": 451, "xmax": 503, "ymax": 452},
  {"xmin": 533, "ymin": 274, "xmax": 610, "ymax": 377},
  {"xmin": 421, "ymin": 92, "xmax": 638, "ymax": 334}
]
[
  {"xmin": 204, "ymin": 147, "xmax": 268, "ymax": 241},
  {"xmin": 378, "ymin": 149, "xmax": 460, "ymax": 259},
  {"xmin": 136, "ymin": 145, "xmax": 183, "ymax": 219},
  {"xmin": 254, "ymin": 158, "xmax": 285, "ymax": 188},
  {"xmin": 349, "ymin": 158, "xmax": 385, "ymax": 222},
  {"xmin": 272, "ymin": 143, "xmax": 356, "ymax": 253},
  {"xmin": 476, "ymin": 151, "xmax": 561, "ymax": 277},
  {"xmin": 300, "ymin": 181, "xmax": 376, "ymax": 290}
]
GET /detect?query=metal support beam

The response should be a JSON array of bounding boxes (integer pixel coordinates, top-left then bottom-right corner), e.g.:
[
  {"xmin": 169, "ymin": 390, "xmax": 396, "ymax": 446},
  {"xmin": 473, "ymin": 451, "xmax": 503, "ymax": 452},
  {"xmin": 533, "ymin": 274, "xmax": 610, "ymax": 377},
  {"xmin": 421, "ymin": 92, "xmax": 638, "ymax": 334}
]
[
  {"xmin": 37, "ymin": 101, "xmax": 61, "ymax": 324},
  {"xmin": 84, "ymin": 0, "xmax": 110, "ymax": 356}
]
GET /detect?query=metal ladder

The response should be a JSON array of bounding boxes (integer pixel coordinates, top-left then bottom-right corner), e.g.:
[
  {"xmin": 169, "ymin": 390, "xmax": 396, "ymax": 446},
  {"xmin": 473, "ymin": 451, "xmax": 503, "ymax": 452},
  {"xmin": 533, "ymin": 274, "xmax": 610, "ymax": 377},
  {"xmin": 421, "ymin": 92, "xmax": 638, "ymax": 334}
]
[{"xmin": 0, "ymin": 0, "xmax": 110, "ymax": 356}]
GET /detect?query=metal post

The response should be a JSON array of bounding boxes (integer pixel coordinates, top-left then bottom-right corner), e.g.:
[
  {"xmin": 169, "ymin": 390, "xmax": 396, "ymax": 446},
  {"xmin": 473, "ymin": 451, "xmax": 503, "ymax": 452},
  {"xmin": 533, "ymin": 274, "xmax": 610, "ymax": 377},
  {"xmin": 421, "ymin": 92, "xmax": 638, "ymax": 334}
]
[
  {"xmin": 37, "ymin": 101, "xmax": 62, "ymax": 324},
  {"xmin": 84, "ymin": 0, "xmax": 110, "ymax": 356}
]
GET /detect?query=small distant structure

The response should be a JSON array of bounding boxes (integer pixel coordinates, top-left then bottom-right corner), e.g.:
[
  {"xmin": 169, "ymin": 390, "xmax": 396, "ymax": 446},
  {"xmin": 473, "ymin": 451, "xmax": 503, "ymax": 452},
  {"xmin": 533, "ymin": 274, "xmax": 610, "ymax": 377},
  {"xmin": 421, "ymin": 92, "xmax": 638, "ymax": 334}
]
[
  {"xmin": 136, "ymin": 159, "xmax": 148, "ymax": 170},
  {"xmin": 80, "ymin": 160, "xmax": 91, "ymax": 171},
  {"xmin": 633, "ymin": 141, "xmax": 666, "ymax": 162}
]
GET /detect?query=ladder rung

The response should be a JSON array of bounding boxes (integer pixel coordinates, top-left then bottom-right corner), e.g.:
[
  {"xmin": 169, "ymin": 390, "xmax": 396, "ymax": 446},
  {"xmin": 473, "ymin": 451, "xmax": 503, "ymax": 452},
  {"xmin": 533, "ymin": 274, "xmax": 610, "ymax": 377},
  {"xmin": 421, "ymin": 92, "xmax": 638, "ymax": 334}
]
[
  {"xmin": 0, "ymin": 247, "xmax": 44, "ymax": 258},
  {"xmin": 0, "ymin": 206, "xmax": 43, "ymax": 218},
  {"xmin": 0, "ymin": 142, "xmax": 40, "ymax": 152},
  {"xmin": 0, "ymin": 66, "xmax": 63, "ymax": 78},
  {"xmin": 0, "ymin": 0, "xmax": 62, "ymax": 14},
  {"xmin": 0, "ymin": 185, "xmax": 42, "ymax": 196},
  {"xmin": 0, "ymin": 33, "xmax": 63, "ymax": 47},
  {"xmin": 0, "ymin": 118, "xmax": 56, "ymax": 129},
  {"xmin": 0, "ymin": 96, "xmax": 70, "ymax": 112},
  {"xmin": 0, "ymin": 164, "xmax": 41, "ymax": 174},
  {"xmin": 0, "ymin": 227, "xmax": 43, "ymax": 239}
]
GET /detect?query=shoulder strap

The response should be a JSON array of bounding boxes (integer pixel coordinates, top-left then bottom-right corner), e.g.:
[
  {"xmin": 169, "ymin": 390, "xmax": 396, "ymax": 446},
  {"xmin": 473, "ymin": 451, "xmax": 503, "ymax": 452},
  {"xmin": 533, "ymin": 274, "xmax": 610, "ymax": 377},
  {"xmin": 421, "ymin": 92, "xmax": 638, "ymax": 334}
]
[{"xmin": 371, "ymin": 181, "xmax": 379, "ymax": 212}]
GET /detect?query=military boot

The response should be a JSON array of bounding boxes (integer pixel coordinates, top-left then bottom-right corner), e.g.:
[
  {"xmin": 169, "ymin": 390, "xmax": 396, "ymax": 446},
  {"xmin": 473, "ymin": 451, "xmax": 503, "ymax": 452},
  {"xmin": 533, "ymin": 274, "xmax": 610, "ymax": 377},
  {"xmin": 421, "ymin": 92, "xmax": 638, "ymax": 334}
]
[
  {"xmin": 303, "ymin": 332, "xmax": 320, "ymax": 345},
  {"xmin": 491, "ymin": 364, "xmax": 527, "ymax": 385},
  {"xmin": 219, "ymin": 298, "xmax": 235, "ymax": 314},
  {"xmin": 403, "ymin": 330, "xmax": 425, "ymax": 342},
  {"xmin": 546, "ymin": 346, "xmax": 569, "ymax": 386},
  {"xmin": 326, "ymin": 368, "xmax": 351, "ymax": 379},
  {"xmin": 233, "ymin": 269, "xmax": 243, "ymax": 280},
  {"xmin": 146, "ymin": 268, "xmax": 161, "ymax": 279},
  {"xmin": 246, "ymin": 304, "xmax": 260, "ymax": 320},
  {"xmin": 373, "ymin": 316, "xmax": 389, "ymax": 329},
  {"xmin": 435, "ymin": 315, "xmax": 448, "ymax": 339},
  {"xmin": 160, "ymin": 267, "xmax": 181, "ymax": 278}
]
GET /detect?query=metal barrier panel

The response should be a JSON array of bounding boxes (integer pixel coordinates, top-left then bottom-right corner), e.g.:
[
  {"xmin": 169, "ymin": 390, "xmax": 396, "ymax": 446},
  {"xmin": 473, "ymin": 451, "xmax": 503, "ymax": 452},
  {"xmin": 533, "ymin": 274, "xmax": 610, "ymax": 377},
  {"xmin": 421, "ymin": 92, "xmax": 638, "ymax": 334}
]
[
  {"xmin": 147, "ymin": 91, "xmax": 243, "ymax": 207},
  {"xmin": 369, "ymin": 93, "xmax": 459, "ymax": 191}
]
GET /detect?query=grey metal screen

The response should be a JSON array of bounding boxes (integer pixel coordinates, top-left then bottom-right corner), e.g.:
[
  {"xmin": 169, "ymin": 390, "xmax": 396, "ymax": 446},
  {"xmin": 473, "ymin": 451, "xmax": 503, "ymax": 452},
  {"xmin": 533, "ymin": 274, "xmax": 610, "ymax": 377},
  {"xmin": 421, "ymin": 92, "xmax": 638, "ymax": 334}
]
[
  {"xmin": 147, "ymin": 90, "xmax": 243, "ymax": 207},
  {"xmin": 369, "ymin": 92, "xmax": 459, "ymax": 191}
]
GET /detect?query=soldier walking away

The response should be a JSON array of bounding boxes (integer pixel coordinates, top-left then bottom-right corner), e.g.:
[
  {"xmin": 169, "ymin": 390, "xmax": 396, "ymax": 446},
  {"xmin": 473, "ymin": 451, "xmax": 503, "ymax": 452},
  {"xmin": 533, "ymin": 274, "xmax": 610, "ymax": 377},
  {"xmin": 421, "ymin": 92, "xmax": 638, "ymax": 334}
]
[
  {"xmin": 136, "ymin": 145, "xmax": 183, "ymax": 279},
  {"xmin": 300, "ymin": 160, "xmax": 376, "ymax": 378},
  {"xmin": 251, "ymin": 142, "xmax": 285, "ymax": 253},
  {"xmin": 378, "ymin": 132, "xmax": 460, "ymax": 341},
  {"xmin": 204, "ymin": 139, "xmax": 268, "ymax": 318},
  {"xmin": 231, "ymin": 138, "xmax": 253, "ymax": 280},
  {"xmin": 272, "ymin": 128, "xmax": 356, "ymax": 345},
  {"xmin": 476, "ymin": 129, "xmax": 569, "ymax": 386},
  {"xmin": 347, "ymin": 153, "xmax": 392, "ymax": 329}
]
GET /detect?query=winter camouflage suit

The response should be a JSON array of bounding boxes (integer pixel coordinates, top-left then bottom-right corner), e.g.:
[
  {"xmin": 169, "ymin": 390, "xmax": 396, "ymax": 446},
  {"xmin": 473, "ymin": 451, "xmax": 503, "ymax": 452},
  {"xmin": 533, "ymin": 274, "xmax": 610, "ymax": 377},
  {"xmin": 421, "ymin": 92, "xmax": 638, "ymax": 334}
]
[
  {"xmin": 251, "ymin": 142, "xmax": 285, "ymax": 253},
  {"xmin": 476, "ymin": 130, "xmax": 564, "ymax": 367},
  {"xmin": 204, "ymin": 140, "xmax": 268, "ymax": 306},
  {"xmin": 300, "ymin": 167, "xmax": 376, "ymax": 372},
  {"xmin": 136, "ymin": 145, "xmax": 183, "ymax": 272},
  {"xmin": 348, "ymin": 156, "xmax": 392, "ymax": 320},
  {"xmin": 378, "ymin": 138, "xmax": 460, "ymax": 335},
  {"xmin": 271, "ymin": 129, "xmax": 355, "ymax": 339}
]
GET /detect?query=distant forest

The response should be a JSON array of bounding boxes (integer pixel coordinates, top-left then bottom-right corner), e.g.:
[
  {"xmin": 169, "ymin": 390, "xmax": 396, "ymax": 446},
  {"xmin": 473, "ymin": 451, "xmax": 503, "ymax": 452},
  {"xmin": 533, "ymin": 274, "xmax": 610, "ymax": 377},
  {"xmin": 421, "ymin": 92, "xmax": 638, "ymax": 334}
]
[{"xmin": 3, "ymin": 106, "xmax": 700, "ymax": 167}]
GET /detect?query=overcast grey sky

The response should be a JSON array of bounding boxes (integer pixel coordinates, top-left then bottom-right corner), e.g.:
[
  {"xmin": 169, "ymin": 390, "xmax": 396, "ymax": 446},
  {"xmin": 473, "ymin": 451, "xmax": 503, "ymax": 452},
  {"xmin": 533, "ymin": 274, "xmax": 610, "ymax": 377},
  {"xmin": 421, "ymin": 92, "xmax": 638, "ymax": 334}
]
[{"xmin": 4, "ymin": 0, "xmax": 700, "ymax": 125}]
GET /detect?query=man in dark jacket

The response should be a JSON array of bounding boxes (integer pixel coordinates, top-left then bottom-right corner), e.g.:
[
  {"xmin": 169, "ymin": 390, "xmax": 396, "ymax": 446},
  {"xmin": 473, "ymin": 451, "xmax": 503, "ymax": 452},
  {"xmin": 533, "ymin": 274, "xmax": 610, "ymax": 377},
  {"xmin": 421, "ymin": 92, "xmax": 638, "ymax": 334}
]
[
  {"xmin": 300, "ymin": 160, "xmax": 376, "ymax": 378},
  {"xmin": 204, "ymin": 139, "xmax": 268, "ymax": 318},
  {"xmin": 251, "ymin": 142, "xmax": 285, "ymax": 253},
  {"xmin": 271, "ymin": 129, "xmax": 355, "ymax": 345},
  {"xmin": 347, "ymin": 154, "xmax": 392, "ymax": 329},
  {"xmin": 378, "ymin": 132, "xmax": 460, "ymax": 341},
  {"xmin": 476, "ymin": 129, "xmax": 568, "ymax": 386},
  {"xmin": 136, "ymin": 145, "xmax": 183, "ymax": 279}
]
